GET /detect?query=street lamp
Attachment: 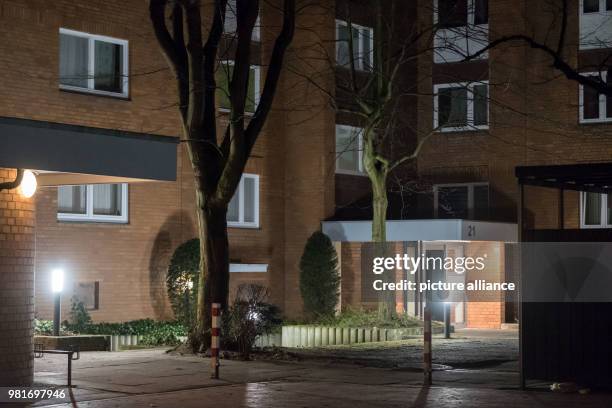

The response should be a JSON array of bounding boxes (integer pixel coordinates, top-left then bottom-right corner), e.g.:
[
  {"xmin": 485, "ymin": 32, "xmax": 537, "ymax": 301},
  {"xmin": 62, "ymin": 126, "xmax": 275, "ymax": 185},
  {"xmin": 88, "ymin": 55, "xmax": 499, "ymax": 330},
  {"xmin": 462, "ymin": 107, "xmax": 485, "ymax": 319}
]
[
  {"xmin": 18, "ymin": 170, "xmax": 37, "ymax": 198},
  {"xmin": 51, "ymin": 269, "xmax": 64, "ymax": 336}
]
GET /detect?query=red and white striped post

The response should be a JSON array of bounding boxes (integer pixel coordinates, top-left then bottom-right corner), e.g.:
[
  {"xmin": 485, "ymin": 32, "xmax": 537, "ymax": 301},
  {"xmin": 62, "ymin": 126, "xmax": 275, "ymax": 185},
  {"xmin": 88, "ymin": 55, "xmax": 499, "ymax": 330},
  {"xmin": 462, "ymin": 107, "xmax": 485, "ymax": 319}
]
[
  {"xmin": 423, "ymin": 304, "xmax": 432, "ymax": 385},
  {"xmin": 211, "ymin": 302, "xmax": 221, "ymax": 379}
]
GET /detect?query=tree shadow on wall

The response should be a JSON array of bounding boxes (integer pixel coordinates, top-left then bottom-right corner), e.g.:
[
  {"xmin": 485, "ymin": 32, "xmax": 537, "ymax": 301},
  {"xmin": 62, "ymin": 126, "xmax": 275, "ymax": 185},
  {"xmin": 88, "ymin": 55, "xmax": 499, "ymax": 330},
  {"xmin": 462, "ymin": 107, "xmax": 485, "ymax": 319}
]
[{"xmin": 148, "ymin": 210, "xmax": 195, "ymax": 320}]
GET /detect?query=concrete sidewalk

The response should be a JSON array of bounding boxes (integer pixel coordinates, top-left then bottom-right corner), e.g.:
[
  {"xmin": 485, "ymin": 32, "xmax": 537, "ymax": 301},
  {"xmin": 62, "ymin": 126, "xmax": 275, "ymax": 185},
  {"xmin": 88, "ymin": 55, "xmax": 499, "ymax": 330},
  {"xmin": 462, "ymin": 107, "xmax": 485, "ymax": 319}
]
[{"xmin": 30, "ymin": 348, "xmax": 611, "ymax": 407}]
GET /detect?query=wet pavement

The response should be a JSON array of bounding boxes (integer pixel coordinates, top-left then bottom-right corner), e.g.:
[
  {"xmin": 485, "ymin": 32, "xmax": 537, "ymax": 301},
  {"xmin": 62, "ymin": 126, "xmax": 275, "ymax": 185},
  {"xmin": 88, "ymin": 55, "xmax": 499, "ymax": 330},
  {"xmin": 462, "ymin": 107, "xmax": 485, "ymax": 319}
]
[{"xmin": 27, "ymin": 329, "xmax": 612, "ymax": 407}]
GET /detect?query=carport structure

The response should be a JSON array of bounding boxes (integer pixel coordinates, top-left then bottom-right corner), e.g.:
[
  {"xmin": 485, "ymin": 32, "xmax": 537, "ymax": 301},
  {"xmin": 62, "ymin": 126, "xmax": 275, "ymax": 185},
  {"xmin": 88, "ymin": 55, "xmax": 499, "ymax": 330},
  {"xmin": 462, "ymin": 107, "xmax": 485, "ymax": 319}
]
[
  {"xmin": 0, "ymin": 117, "xmax": 177, "ymax": 386},
  {"xmin": 516, "ymin": 162, "xmax": 612, "ymax": 389}
]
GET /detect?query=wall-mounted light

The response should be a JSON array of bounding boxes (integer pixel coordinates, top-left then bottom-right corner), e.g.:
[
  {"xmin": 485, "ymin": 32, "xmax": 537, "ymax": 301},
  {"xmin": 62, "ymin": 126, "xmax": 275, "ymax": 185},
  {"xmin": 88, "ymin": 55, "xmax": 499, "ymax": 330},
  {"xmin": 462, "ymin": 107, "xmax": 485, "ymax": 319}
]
[{"xmin": 18, "ymin": 170, "xmax": 37, "ymax": 198}]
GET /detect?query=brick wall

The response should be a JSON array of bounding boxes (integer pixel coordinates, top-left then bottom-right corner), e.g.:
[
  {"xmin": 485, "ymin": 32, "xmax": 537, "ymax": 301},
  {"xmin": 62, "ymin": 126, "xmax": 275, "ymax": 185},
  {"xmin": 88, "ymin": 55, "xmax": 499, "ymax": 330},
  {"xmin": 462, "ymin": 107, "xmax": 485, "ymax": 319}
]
[
  {"xmin": 0, "ymin": 169, "xmax": 35, "ymax": 386},
  {"xmin": 0, "ymin": 0, "xmax": 335, "ymax": 323}
]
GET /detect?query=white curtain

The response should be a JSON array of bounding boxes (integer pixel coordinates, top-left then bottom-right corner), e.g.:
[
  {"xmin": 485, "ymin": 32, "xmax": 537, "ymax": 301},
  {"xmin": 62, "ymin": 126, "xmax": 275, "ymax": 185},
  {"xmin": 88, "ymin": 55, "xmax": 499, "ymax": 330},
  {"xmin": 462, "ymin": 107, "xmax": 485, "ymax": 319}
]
[
  {"xmin": 93, "ymin": 184, "xmax": 121, "ymax": 216},
  {"xmin": 59, "ymin": 34, "xmax": 88, "ymax": 88},
  {"xmin": 58, "ymin": 185, "xmax": 86, "ymax": 214}
]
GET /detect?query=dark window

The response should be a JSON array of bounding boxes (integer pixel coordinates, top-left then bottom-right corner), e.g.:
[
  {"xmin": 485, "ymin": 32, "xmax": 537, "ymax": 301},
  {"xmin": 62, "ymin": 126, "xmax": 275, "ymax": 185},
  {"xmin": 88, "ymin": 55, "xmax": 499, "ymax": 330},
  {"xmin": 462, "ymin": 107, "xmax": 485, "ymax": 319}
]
[
  {"xmin": 608, "ymin": 0, "xmax": 612, "ymax": 11},
  {"xmin": 438, "ymin": 0, "xmax": 468, "ymax": 28},
  {"xmin": 473, "ymin": 84, "xmax": 488, "ymax": 126},
  {"xmin": 584, "ymin": 0, "xmax": 599, "ymax": 13},
  {"xmin": 474, "ymin": 0, "xmax": 488, "ymax": 24},
  {"xmin": 473, "ymin": 184, "xmax": 489, "ymax": 219},
  {"xmin": 438, "ymin": 186, "xmax": 469, "ymax": 218},
  {"xmin": 607, "ymin": 73, "xmax": 612, "ymax": 118},
  {"xmin": 583, "ymin": 84, "xmax": 600, "ymax": 119},
  {"xmin": 439, "ymin": 87, "xmax": 468, "ymax": 127},
  {"xmin": 74, "ymin": 281, "xmax": 100, "ymax": 310},
  {"xmin": 93, "ymin": 41, "xmax": 123, "ymax": 93}
]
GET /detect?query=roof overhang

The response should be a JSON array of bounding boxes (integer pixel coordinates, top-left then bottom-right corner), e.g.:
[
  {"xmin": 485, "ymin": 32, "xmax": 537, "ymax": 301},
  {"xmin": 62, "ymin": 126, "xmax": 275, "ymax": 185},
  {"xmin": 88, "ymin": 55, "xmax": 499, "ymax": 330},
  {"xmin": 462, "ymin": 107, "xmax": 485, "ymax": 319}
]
[
  {"xmin": 516, "ymin": 162, "xmax": 612, "ymax": 194},
  {"xmin": 0, "ymin": 117, "xmax": 178, "ymax": 183},
  {"xmin": 322, "ymin": 219, "xmax": 518, "ymax": 242}
]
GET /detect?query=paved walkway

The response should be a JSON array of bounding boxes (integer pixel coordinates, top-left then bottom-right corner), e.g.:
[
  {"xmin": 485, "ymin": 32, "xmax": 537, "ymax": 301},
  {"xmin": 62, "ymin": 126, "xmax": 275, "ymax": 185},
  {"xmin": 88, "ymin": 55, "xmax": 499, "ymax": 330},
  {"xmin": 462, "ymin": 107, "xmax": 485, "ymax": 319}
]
[{"xmin": 26, "ymin": 330, "xmax": 611, "ymax": 407}]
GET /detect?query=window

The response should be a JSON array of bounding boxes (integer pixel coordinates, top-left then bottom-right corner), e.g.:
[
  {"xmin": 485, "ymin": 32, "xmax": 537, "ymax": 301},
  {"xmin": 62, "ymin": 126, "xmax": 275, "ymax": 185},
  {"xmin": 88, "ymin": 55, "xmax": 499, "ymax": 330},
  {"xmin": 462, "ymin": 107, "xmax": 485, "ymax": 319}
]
[
  {"xmin": 228, "ymin": 174, "xmax": 259, "ymax": 228},
  {"xmin": 58, "ymin": 184, "xmax": 128, "ymax": 223},
  {"xmin": 335, "ymin": 125, "xmax": 364, "ymax": 174},
  {"xmin": 336, "ymin": 20, "xmax": 374, "ymax": 71},
  {"xmin": 435, "ymin": 0, "xmax": 488, "ymax": 27},
  {"xmin": 59, "ymin": 28, "xmax": 128, "ymax": 97},
  {"xmin": 582, "ymin": 0, "xmax": 612, "ymax": 12},
  {"xmin": 579, "ymin": 71, "xmax": 612, "ymax": 123},
  {"xmin": 74, "ymin": 281, "xmax": 100, "ymax": 310},
  {"xmin": 434, "ymin": 82, "xmax": 488, "ymax": 131},
  {"xmin": 223, "ymin": 0, "xmax": 260, "ymax": 41},
  {"xmin": 434, "ymin": 183, "xmax": 489, "ymax": 219},
  {"xmin": 579, "ymin": 0, "xmax": 612, "ymax": 49},
  {"xmin": 581, "ymin": 191, "xmax": 612, "ymax": 228},
  {"xmin": 216, "ymin": 62, "xmax": 260, "ymax": 113}
]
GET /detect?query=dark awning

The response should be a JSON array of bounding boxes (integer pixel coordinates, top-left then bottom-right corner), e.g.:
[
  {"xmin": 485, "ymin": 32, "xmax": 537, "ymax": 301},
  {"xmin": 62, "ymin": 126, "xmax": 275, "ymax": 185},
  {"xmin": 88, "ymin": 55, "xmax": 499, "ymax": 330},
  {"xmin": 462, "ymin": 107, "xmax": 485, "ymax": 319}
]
[
  {"xmin": 0, "ymin": 117, "xmax": 178, "ymax": 181},
  {"xmin": 516, "ymin": 162, "xmax": 612, "ymax": 194}
]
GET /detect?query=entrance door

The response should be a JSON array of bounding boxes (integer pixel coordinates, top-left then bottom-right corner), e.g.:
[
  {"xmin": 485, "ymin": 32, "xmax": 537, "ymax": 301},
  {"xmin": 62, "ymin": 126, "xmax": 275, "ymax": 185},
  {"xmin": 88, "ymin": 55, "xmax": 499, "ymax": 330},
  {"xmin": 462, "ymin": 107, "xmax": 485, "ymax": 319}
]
[{"xmin": 426, "ymin": 249, "xmax": 445, "ymax": 321}]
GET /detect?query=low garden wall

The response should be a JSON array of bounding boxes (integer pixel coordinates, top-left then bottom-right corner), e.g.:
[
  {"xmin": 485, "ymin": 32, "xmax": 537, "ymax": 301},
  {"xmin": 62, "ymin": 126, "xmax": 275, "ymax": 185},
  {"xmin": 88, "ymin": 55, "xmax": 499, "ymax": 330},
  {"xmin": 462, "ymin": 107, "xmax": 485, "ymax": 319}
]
[{"xmin": 255, "ymin": 325, "xmax": 443, "ymax": 348}]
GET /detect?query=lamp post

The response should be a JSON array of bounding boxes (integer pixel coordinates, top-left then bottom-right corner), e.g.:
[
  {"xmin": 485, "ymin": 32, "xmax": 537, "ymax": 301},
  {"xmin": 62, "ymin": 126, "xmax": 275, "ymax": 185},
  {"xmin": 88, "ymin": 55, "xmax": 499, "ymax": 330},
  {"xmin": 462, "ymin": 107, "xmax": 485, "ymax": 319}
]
[{"xmin": 51, "ymin": 269, "xmax": 64, "ymax": 336}]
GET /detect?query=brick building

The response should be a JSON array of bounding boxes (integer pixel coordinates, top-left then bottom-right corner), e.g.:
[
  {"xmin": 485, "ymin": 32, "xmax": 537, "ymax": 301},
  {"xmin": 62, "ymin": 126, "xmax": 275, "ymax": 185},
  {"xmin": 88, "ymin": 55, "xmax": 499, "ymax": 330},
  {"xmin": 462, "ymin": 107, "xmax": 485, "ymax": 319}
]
[{"xmin": 1, "ymin": 0, "xmax": 611, "ymax": 386}]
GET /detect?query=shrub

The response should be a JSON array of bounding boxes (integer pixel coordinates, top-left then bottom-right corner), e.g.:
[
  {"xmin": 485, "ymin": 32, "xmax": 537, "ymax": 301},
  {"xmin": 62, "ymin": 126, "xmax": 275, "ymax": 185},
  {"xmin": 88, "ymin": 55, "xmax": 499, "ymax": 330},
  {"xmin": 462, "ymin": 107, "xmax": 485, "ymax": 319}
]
[
  {"xmin": 222, "ymin": 284, "xmax": 282, "ymax": 359},
  {"xmin": 64, "ymin": 318, "xmax": 186, "ymax": 346},
  {"xmin": 67, "ymin": 297, "xmax": 92, "ymax": 332},
  {"xmin": 299, "ymin": 231, "xmax": 340, "ymax": 319},
  {"xmin": 166, "ymin": 238, "xmax": 200, "ymax": 328},
  {"xmin": 34, "ymin": 319, "xmax": 53, "ymax": 335}
]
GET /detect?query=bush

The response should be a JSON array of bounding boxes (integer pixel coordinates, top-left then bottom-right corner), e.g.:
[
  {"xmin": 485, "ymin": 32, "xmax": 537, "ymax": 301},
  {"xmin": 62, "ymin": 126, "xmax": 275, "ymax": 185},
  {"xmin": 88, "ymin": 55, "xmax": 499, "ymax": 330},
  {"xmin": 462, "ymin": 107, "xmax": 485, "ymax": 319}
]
[
  {"xmin": 166, "ymin": 238, "xmax": 200, "ymax": 328},
  {"xmin": 34, "ymin": 319, "xmax": 53, "ymax": 335},
  {"xmin": 64, "ymin": 318, "xmax": 186, "ymax": 346},
  {"xmin": 66, "ymin": 297, "xmax": 92, "ymax": 332},
  {"xmin": 222, "ymin": 284, "xmax": 281, "ymax": 359},
  {"xmin": 299, "ymin": 231, "xmax": 340, "ymax": 319}
]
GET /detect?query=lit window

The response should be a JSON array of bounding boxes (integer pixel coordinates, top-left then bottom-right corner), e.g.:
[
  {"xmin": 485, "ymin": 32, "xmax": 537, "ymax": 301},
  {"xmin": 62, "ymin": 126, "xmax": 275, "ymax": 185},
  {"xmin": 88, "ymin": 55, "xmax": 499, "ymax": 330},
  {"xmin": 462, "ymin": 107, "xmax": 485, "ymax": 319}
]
[
  {"xmin": 434, "ymin": 82, "xmax": 488, "ymax": 131},
  {"xmin": 336, "ymin": 20, "xmax": 374, "ymax": 71},
  {"xmin": 58, "ymin": 184, "xmax": 128, "ymax": 223},
  {"xmin": 228, "ymin": 174, "xmax": 259, "ymax": 228},
  {"xmin": 335, "ymin": 125, "xmax": 364, "ymax": 174},
  {"xmin": 579, "ymin": 71, "xmax": 612, "ymax": 123},
  {"xmin": 434, "ymin": 183, "xmax": 489, "ymax": 219},
  {"xmin": 223, "ymin": 0, "xmax": 260, "ymax": 41},
  {"xmin": 216, "ymin": 62, "xmax": 260, "ymax": 113},
  {"xmin": 581, "ymin": 191, "xmax": 612, "ymax": 228},
  {"xmin": 59, "ymin": 28, "xmax": 128, "ymax": 97}
]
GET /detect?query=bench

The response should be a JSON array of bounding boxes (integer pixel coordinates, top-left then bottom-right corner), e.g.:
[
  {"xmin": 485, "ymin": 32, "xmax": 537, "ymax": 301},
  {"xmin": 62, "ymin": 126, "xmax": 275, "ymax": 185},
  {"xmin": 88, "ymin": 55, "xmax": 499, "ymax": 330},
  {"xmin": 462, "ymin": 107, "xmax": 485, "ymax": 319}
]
[{"xmin": 34, "ymin": 343, "xmax": 80, "ymax": 386}]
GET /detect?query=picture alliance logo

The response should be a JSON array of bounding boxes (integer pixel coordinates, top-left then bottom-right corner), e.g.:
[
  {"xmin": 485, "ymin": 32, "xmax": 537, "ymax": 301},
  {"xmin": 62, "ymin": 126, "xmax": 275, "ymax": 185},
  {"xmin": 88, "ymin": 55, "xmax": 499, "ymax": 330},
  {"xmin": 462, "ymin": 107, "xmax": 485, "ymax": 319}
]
[{"xmin": 372, "ymin": 253, "xmax": 487, "ymax": 275}]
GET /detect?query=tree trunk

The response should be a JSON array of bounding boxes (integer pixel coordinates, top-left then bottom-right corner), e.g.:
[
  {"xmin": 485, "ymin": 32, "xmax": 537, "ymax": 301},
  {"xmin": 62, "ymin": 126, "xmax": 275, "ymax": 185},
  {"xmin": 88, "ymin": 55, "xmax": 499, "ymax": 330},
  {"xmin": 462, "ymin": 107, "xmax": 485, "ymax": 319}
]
[{"xmin": 189, "ymin": 194, "xmax": 230, "ymax": 353}]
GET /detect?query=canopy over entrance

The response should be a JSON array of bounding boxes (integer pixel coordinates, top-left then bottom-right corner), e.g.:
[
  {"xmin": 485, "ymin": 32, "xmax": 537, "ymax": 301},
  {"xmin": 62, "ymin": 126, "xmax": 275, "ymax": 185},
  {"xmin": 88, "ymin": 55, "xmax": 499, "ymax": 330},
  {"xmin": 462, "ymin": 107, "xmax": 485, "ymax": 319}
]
[{"xmin": 0, "ymin": 116, "xmax": 178, "ymax": 183}]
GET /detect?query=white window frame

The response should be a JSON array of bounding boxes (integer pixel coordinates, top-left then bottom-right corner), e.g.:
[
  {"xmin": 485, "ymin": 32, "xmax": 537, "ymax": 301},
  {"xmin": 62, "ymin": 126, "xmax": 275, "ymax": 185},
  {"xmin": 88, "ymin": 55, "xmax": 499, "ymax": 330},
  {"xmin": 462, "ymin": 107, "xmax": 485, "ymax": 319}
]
[
  {"xmin": 433, "ymin": 182, "xmax": 488, "ymax": 219},
  {"xmin": 579, "ymin": 71, "xmax": 611, "ymax": 123},
  {"xmin": 433, "ymin": 81, "xmax": 489, "ymax": 132},
  {"xmin": 579, "ymin": 0, "xmax": 612, "ymax": 49},
  {"xmin": 580, "ymin": 191, "xmax": 612, "ymax": 228},
  {"xmin": 335, "ymin": 124, "xmax": 365, "ymax": 176},
  {"xmin": 335, "ymin": 19, "xmax": 374, "ymax": 72},
  {"xmin": 217, "ymin": 61, "xmax": 261, "ymax": 114},
  {"xmin": 59, "ymin": 28, "xmax": 129, "ymax": 98},
  {"xmin": 433, "ymin": 0, "xmax": 488, "ymax": 27},
  {"xmin": 57, "ymin": 183, "xmax": 129, "ymax": 223},
  {"xmin": 228, "ymin": 174, "xmax": 260, "ymax": 228}
]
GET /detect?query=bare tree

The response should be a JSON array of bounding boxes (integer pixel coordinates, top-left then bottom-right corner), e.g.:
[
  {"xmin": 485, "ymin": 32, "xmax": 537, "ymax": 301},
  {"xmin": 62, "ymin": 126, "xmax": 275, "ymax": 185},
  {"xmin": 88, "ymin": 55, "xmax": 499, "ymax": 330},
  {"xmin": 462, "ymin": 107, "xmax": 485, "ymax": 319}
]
[{"xmin": 148, "ymin": 0, "xmax": 295, "ymax": 351}]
